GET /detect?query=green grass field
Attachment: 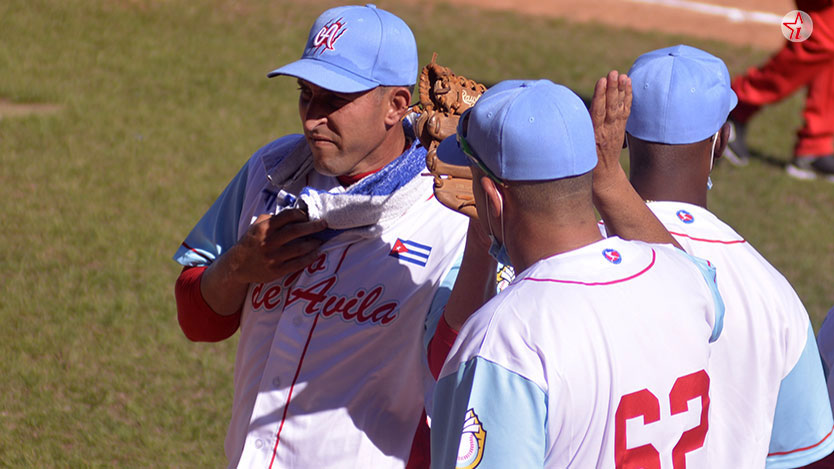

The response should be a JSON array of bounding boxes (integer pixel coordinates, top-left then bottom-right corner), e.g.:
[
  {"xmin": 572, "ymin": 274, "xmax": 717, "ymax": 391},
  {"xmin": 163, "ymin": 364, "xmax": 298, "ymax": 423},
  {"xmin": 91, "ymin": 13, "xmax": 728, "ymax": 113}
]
[{"xmin": 2, "ymin": 0, "xmax": 832, "ymax": 465}]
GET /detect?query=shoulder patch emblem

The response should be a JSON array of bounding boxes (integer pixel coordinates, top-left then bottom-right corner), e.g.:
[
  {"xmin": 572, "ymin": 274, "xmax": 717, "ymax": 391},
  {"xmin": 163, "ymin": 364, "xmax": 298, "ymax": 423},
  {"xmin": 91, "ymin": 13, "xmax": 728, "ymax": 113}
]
[
  {"xmin": 496, "ymin": 264, "xmax": 515, "ymax": 293},
  {"xmin": 457, "ymin": 409, "xmax": 486, "ymax": 469},
  {"xmin": 676, "ymin": 209, "xmax": 695, "ymax": 224},
  {"xmin": 603, "ymin": 248, "xmax": 622, "ymax": 264}
]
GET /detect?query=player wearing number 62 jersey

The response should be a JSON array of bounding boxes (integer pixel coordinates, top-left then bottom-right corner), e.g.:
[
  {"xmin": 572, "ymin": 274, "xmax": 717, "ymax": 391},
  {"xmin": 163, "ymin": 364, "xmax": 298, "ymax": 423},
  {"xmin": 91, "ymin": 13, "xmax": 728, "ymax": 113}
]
[{"xmin": 430, "ymin": 78, "xmax": 724, "ymax": 468}]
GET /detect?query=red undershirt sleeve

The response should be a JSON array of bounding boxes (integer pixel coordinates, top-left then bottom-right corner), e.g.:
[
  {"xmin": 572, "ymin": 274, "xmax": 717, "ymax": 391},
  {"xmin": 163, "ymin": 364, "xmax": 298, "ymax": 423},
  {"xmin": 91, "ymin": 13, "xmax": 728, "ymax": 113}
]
[
  {"xmin": 174, "ymin": 266, "xmax": 242, "ymax": 342},
  {"xmin": 427, "ymin": 314, "xmax": 459, "ymax": 380}
]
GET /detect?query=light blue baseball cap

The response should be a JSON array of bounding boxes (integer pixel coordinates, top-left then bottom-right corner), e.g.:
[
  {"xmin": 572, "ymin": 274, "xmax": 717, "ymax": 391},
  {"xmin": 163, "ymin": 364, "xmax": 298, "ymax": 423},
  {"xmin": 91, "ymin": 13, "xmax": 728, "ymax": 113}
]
[
  {"xmin": 627, "ymin": 44, "xmax": 738, "ymax": 144},
  {"xmin": 436, "ymin": 80, "xmax": 597, "ymax": 182},
  {"xmin": 267, "ymin": 4, "xmax": 417, "ymax": 93}
]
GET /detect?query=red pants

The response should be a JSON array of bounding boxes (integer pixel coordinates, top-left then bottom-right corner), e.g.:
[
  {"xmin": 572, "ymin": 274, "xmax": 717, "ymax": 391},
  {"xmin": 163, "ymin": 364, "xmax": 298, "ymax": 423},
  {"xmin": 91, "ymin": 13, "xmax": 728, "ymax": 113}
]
[{"xmin": 731, "ymin": 0, "xmax": 834, "ymax": 156}]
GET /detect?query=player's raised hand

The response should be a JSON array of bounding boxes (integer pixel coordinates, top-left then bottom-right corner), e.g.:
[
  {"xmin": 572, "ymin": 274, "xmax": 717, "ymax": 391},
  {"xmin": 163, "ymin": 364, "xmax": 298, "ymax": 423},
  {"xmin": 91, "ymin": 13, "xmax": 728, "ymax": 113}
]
[
  {"xmin": 229, "ymin": 209, "xmax": 327, "ymax": 284},
  {"xmin": 590, "ymin": 70, "xmax": 632, "ymax": 192},
  {"xmin": 589, "ymin": 70, "xmax": 681, "ymax": 249}
]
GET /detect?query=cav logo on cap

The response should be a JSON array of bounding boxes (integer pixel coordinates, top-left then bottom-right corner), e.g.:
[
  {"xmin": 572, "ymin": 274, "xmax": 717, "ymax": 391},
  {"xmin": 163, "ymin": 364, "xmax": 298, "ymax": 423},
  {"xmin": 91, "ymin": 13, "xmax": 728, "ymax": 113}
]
[
  {"xmin": 677, "ymin": 209, "xmax": 695, "ymax": 224},
  {"xmin": 312, "ymin": 18, "xmax": 347, "ymax": 54},
  {"xmin": 603, "ymin": 248, "xmax": 622, "ymax": 264},
  {"xmin": 457, "ymin": 409, "xmax": 486, "ymax": 469}
]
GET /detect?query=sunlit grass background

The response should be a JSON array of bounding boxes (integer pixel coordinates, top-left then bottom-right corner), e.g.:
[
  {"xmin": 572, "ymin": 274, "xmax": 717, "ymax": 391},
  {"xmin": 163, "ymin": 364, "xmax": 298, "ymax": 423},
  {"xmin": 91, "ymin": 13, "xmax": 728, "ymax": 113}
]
[{"xmin": 1, "ymin": 0, "xmax": 831, "ymax": 465}]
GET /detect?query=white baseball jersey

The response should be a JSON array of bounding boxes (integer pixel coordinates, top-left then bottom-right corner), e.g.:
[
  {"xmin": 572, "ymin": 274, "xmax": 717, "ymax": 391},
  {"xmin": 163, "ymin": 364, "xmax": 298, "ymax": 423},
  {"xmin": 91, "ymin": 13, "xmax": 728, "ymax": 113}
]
[
  {"xmin": 432, "ymin": 237, "xmax": 724, "ymax": 468},
  {"xmin": 647, "ymin": 201, "xmax": 834, "ymax": 468},
  {"xmin": 818, "ymin": 307, "xmax": 834, "ymax": 416},
  {"xmin": 173, "ymin": 134, "xmax": 468, "ymax": 468}
]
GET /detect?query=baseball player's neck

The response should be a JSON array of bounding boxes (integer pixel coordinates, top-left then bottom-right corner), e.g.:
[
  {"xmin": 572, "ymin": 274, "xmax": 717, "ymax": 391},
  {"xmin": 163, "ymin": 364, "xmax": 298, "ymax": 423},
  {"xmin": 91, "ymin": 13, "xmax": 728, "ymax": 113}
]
[
  {"xmin": 503, "ymin": 186, "xmax": 603, "ymax": 272},
  {"xmin": 632, "ymin": 174, "xmax": 709, "ymax": 208},
  {"xmin": 344, "ymin": 124, "xmax": 409, "ymax": 179},
  {"xmin": 628, "ymin": 140, "xmax": 710, "ymax": 209},
  {"xmin": 508, "ymin": 216, "xmax": 604, "ymax": 273}
]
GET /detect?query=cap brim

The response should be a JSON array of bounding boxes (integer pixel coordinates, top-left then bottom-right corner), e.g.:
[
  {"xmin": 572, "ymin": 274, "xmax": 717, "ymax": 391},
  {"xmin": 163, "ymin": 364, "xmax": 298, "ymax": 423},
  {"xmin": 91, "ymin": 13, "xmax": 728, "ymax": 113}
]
[
  {"xmin": 435, "ymin": 135, "xmax": 470, "ymax": 167},
  {"xmin": 268, "ymin": 58, "xmax": 378, "ymax": 93}
]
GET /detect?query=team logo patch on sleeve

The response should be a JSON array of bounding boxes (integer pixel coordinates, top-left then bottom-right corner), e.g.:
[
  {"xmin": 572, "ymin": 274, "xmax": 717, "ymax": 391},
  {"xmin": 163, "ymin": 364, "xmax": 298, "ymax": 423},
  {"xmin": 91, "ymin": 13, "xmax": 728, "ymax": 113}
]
[
  {"xmin": 676, "ymin": 209, "xmax": 695, "ymax": 224},
  {"xmin": 496, "ymin": 264, "xmax": 515, "ymax": 293},
  {"xmin": 389, "ymin": 238, "xmax": 432, "ymax": 267},
  {"xmin": 603, "ymin": 248, "xmax": 622, "ymax": 264},
  {"xmin": 457, "ymin": 409, "xmax": 486, "ymax": 469}
]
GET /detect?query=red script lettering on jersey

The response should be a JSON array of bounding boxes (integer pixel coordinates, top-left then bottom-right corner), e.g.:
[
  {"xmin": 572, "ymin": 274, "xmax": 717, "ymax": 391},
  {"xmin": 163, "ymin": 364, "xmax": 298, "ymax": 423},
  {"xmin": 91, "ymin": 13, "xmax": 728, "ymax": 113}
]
[{"xmin": 250, "ymin": 252, "xmax": 400, "ymax": 325}]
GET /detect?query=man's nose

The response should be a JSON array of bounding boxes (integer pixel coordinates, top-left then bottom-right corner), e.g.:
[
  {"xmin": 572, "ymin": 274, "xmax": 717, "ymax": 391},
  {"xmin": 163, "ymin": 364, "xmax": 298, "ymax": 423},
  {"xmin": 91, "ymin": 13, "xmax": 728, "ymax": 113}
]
[{"xmin": 302, "ymin": 99, "xmax": 329, "ymax": 130}]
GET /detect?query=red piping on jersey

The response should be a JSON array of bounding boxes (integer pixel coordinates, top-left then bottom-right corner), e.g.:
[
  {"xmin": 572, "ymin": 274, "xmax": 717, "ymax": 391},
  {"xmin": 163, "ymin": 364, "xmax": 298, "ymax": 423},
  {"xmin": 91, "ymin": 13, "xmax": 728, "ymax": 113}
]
[
  {"xmin": 181, "ymin": 241, "xmax": 214, "ymax": 263},
  {"xmin": 767, "ymin": 424, "xmax": 834, "ymax": 457},
  {"xmin": 268, "ymin": 311, "xmax": 321, "ymax": 469},
  {"xmin": 669, "ymin": 231, "xmax": 747, "ymax": 245},
  {"xmin": 520, "ymin": 249, "xmax": 656, "ymax": 286},
  {"xmin": 334, "ymin": 243, "xmax": 354, "ymax": 273},
  {"xmin": 268, "ymin": 243, "xmax": 353, "ymax": 468}
]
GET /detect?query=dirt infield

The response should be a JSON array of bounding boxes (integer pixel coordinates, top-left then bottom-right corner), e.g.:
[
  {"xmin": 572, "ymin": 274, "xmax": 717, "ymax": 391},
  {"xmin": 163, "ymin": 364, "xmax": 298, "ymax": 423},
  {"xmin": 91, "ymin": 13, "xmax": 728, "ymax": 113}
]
[{"xmin": 441, "ymin": 0, "xmax": 793, "ymax": 50}]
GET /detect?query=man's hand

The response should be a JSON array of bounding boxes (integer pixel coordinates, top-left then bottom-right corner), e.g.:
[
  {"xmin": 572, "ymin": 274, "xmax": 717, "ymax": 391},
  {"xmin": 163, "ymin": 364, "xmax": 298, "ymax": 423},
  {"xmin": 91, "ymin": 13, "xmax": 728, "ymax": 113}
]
[
  {"xmin": 227, "ymin": 210, "xmax": 327, "ymax": 284},
  {"xmin": 590, "ymin": 70, "xmax": 632, "ymax": 194},
  {"xmin": 589, "ymin": 70, "xmax": 681, "ymax": 249},
  {"xmin": 201, "ymin": 209, "xmax": 327, "ymax": 315}
]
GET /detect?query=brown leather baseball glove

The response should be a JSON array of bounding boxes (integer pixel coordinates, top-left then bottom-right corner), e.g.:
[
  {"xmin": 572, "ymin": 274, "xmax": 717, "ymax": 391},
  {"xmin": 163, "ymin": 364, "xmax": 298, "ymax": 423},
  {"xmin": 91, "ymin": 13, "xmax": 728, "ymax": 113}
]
[{"xmin": 414, "ymin": 53, "xmax": 486, "ymax": 219}]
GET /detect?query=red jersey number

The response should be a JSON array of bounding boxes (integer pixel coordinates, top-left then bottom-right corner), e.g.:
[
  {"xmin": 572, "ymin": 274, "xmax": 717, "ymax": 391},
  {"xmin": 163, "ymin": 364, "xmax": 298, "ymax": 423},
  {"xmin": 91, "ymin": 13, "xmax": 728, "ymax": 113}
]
[{"xmin": 614, "ymin": 370, "xmax": 710, "ymax": 469}]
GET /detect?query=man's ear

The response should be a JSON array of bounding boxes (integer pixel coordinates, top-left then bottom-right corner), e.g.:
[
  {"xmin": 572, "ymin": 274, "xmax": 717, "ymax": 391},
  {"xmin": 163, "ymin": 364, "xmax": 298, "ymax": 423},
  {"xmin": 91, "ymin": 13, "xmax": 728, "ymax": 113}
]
[
  {"xmin": 384, "ymin": 86, "xmax": 412, "ymax": 126},
  {"xmin": 480, "ymin": 176, "xmax": 503, "ymax": 220},
  {"xmin": 715, "ymin": 121, "xmax": 731, "ymax": 164}
]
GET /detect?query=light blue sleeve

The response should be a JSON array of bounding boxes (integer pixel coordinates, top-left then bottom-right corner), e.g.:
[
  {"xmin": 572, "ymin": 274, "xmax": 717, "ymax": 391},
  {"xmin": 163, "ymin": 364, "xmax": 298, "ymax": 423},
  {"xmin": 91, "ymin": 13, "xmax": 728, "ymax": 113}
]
[
  {"xmin": 766, "ymin": 323, "xmax": 834, "ymax": 468},
  {"xmin": 424, "ymin": 254, "xmax": 462, "ymax": 351},
  {"xmin": 817, "ymin": 307, "xmax": 834, "ymax": 412},
  {"xmin": 171, "ymin": 161, "xmax": 250, "ymax": 267},
  {"xmin": 678, "ymin": 252, "xmax": 725, "ymax": 342},
  {"xmin": 431, "ymin": 357, "xmax": 547, "ymax": 469}
]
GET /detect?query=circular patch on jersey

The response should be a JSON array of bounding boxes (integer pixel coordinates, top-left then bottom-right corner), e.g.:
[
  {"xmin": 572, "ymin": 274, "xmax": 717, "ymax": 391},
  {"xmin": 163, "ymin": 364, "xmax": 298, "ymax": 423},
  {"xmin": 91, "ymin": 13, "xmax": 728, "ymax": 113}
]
[
  {"xmin": 457, "ymin": 409, "xmax": 486, "ymax": 469},
  {"xmin": 602, "ymin": 248, "xmax": 622, "ymax": 264},
  {"xmin": 676, "ymin": 209, "xmax": 695, "ymax": 224}
]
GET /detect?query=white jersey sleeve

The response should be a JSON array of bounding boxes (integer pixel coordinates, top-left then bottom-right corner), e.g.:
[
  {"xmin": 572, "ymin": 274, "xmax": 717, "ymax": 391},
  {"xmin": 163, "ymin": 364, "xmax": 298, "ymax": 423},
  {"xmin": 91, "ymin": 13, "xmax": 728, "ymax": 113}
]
[{"xmin": 431, "ymin": 356, "xmax": 547, "ymax": 469}]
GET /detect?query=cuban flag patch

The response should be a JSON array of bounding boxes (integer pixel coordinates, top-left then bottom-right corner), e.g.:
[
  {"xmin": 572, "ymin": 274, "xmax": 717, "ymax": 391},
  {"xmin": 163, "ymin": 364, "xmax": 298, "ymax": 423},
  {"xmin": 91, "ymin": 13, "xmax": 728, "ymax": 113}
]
[
  {"xmin": 603, "ymin": 248, "xmax": 622, "ymax": 264},
  {"xmin": 389, "ymin": 238, "xmax": 431, "ymax": 267}
]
